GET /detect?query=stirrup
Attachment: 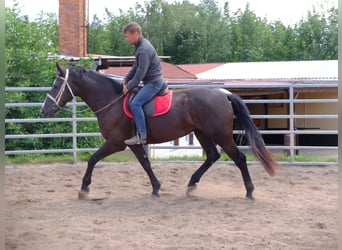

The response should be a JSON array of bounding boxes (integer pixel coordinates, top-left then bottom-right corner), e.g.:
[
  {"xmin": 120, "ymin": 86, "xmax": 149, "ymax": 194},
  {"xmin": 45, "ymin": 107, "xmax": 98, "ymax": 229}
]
[{"xmin": 124, "ymin": 135, "xmax": 146, "ymax": 145}]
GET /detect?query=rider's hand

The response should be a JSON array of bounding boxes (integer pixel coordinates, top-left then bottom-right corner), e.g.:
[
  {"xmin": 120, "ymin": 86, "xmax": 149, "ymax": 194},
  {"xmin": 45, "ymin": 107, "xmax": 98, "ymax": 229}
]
[{"xmin": 123, "ymin": 85, "xmax": 129, "ymax": 95}]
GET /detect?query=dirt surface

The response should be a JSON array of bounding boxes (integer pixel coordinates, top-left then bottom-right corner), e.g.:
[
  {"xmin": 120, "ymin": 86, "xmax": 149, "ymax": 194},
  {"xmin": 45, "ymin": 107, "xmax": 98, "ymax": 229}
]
[{"xmin": 5, "ymin": 161, "xmax": 337, "ymax": 250}]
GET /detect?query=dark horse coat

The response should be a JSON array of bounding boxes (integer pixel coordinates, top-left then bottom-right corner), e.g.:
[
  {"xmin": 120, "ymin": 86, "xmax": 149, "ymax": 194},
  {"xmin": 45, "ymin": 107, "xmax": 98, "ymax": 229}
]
[{"xmin": 41, "ymin": 64, "xmax": 279, "ymax": 200}]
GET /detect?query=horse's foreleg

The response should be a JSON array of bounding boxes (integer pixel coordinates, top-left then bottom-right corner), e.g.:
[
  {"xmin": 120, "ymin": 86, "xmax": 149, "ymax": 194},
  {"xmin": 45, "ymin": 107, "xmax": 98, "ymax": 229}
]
[
  {"xmin": 187, "ymin": 132, "xmax": 220, "ymax": 194},
  {"xmin": 129, "ymin": 145, "xmax": 161, "ymax": 197},
  {"xmin": 79, "ymin": 140, "xmax": 125, "ymax": 200}
]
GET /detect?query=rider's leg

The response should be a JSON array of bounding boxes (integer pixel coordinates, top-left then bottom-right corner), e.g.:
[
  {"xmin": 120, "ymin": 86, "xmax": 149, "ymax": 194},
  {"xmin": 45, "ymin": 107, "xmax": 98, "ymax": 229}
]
[{"xmin": 125, "ymin": 80, "xmax": 164, "ymax": 145}]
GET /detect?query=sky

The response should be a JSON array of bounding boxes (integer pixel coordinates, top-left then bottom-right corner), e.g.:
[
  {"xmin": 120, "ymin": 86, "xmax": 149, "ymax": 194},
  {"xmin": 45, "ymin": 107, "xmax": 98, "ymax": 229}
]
[{"xmin": 5, "ymin": 0, "xmax": 337, "ymax": 26}]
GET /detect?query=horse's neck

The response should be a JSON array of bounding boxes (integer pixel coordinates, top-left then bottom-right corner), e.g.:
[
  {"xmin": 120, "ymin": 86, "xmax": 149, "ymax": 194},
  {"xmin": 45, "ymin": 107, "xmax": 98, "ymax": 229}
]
[{"xmin": 74, "ymin": 77, "xmax": 121, "ymax": 114}]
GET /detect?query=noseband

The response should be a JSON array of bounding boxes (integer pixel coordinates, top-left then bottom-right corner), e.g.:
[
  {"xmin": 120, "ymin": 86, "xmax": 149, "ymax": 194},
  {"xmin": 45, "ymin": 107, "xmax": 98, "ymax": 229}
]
[{"xmin": 46, "ymin": 69, "xmax": 75, "ymax": 110}]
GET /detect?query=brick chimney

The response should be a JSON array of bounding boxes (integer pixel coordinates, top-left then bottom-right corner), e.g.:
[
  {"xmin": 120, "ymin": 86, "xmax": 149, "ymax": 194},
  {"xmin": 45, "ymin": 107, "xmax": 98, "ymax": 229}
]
[{"xmin": 58, "ymin": 0, "xmax": 87, "ymax": 57}]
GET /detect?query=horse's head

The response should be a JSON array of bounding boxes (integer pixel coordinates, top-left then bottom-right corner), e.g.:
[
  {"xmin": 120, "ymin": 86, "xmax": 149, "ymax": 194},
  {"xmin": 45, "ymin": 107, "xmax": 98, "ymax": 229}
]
[
  {"xmin": 42, "ymin": 63, "xmax": 124, "ymax": 117},
  {"xmin": 41, "ymin": 63, "xmax": 79, "ymax": 117}
]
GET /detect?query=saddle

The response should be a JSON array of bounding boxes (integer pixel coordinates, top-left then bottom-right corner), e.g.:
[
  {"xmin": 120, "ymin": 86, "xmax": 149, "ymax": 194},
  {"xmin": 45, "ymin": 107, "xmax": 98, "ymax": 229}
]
[{"xmin": 123, "ymin": 83, "xmax": 173, "ymax": 119}]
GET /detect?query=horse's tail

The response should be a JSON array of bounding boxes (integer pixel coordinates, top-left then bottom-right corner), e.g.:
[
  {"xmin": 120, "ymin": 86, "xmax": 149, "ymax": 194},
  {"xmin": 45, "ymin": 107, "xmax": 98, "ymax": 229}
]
[{"xmin": 227, "ymin": 93, "xmax": 279, "ymax": 176}]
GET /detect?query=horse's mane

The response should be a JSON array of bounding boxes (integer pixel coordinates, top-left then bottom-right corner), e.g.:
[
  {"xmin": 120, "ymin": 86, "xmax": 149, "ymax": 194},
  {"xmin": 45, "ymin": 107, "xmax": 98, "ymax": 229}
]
[{"xmin": 71, "ymin": 66, "xmax": 123, "ymax": 95}]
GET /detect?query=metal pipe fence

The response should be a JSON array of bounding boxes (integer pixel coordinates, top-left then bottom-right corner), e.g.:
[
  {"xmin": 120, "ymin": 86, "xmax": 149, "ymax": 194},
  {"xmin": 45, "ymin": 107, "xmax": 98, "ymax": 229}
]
[{"xmin": 5, "ymin": 83, "xmax": 338, "ymax": 165}]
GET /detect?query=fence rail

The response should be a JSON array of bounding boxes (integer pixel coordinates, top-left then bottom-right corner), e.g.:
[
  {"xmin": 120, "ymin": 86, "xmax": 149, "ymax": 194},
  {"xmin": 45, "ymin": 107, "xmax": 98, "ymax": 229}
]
[{"xmin": 5, "ymin": 83, "xmax": 338, "ymax": 165}]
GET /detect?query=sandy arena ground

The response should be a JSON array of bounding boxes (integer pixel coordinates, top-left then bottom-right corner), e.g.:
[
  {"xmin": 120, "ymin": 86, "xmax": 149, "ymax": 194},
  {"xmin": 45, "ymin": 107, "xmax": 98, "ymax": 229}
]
[{"xmin": 5, "ymin": 161, "xmax": 337, "ymax": 250}]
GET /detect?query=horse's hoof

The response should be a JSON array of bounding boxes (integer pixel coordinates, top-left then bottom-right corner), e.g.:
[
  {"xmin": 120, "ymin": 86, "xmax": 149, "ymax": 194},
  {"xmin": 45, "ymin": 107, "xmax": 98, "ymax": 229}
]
[
  {"xmin": 78, "ymin": 190, "xmax": 89, "ymax": 200},
  {"xmin": 246, "ymin": 194, "xmax": 255, "ymax": 201},
  {"xmin": 151, "ymin": 183, "xmax": 161, "ymax": 197},
  {"xmin": 152, "ymin": 187, "xmax": 160, "ymax": 197},
  {"xmin": 186, "ymin": 185, "xmax": 197, "ymax": 196},
  {"xmin": 245, "ymin": 189, "xmax": 255, "ymax": 200},
  {"xmin": 152, "ymin": 192, "xmax": 160, "ymax": 198}
]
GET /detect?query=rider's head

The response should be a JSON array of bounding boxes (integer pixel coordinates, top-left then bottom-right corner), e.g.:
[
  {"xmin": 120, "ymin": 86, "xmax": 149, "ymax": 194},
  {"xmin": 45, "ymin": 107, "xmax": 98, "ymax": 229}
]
[{"xmin": 123, "ymin": 22, "xmax": 142, "ymax": 45}]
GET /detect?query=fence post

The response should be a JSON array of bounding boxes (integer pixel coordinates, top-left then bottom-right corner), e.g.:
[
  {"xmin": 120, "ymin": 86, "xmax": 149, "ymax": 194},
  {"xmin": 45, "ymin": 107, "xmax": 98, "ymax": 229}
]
[
  {"xmin": 72, "ymin": 98, "xmax": 77, "ymax": 165},
  {"xmin": 289, "ymin": 86, "xmax": 295, "ymax": 162}
]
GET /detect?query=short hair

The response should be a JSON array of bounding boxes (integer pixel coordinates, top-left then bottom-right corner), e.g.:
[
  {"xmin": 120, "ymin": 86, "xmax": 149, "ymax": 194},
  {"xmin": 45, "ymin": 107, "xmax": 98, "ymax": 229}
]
[{"xmin": 123, "ymin": 22, "xmax": 142, "ymax": 34}]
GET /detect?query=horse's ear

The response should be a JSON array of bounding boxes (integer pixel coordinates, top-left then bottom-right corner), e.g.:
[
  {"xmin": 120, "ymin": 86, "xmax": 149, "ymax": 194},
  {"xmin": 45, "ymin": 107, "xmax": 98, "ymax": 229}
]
[{"xmin": 56, "ymin": 63, "xmax": 64, "ymax": 75}]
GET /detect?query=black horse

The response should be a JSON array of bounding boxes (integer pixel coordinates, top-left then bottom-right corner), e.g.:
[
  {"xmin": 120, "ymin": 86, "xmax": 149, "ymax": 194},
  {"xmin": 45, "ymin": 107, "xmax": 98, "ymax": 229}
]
[{"xmin": 41, "ymin": 64, "xmax": 279, "ymax": 200}]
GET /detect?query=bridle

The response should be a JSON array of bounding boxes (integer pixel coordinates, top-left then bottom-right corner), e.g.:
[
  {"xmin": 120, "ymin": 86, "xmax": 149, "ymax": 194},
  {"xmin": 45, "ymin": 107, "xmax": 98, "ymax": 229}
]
[
  {"xmin": 46, "ymin": 69, "xmax": 76, "ymax": 112},
  {"xmin": 44, "ymin": 69, "xmax": 123, "ymax": 114}
]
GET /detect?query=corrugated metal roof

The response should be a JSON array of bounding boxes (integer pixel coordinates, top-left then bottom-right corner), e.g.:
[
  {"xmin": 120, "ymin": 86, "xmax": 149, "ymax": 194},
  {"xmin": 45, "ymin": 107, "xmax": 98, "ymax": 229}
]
[{"xmin": 196, "ymin": 60, "xmax": 338, "ymax": 80}]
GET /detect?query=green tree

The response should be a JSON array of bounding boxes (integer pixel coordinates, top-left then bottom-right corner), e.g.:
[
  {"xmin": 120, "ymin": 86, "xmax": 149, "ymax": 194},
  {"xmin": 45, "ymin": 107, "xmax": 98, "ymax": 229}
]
[
  {"xmin": 294, "ymin": 5, "xmax": 337, "ymax": 60},
  {"xmin": 195, "ymin": 0, "xmax": 231, "ymax": 62},
  {"xmin": 5, "ymin": 4, "xmax": 71, "ymax": 152},
  {"xmin": 229, "ymin": 4, "xmax": 270, "ymax": 62},
  {"xmin": 88, "ymin": 0, "xmax": 337, "ymax": 63},
  {"xmin": 161, "ymin": 0, "xmax": 231, "ymax": 63},
  {"xmin": 6, "ymin": 4, "xmax": 110, "ymax": 154},
  {"xmin": 88, "ymin": 14, "xmax": 109, "ymax": 55},
  {"xmin": 6, "ymin": 6, "xmax": 58, "ymax": 87},
  {"xmin": 257, "ymin": 21, "xmax": 297, "ymax": 61}
]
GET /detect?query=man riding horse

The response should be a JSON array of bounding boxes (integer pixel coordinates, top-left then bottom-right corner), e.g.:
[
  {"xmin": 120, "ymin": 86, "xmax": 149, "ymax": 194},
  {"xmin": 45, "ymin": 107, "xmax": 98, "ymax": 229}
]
[{"xmin": 122, "ymin": 22, "xmax": 166, "ymax": 145}]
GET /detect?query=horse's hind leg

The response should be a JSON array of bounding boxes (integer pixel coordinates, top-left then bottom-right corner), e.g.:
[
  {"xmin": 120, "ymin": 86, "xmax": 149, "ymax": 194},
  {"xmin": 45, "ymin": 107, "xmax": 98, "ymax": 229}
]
[
  {"xmin": 187, "ymin": 131, "xmax": 221, "ymax": 194},
  {"xmin": 129, "ymin": 144, "xmax": 161, "ymax": 197},
  {"xmin": 79, "ymin": 140, "xmax": 126, "ymax": 199},
  {"xmin": 219, "ymin": 140, "xmax": 255, "ymax": 200}
]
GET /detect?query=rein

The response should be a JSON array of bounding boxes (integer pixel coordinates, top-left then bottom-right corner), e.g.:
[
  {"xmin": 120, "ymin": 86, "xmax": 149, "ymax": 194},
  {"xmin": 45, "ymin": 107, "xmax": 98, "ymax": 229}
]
[
  {"xmin": 94, "ymin": 94, "xmax": 124, "ymax": 114},
  {"xmin": 46, "ymin": 69, "xmax": 123, "ymax": 115}
]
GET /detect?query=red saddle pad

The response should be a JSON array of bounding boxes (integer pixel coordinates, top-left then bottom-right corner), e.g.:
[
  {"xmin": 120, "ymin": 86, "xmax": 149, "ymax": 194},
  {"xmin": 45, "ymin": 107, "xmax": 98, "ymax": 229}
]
[{"xmin": 123, "ymin": 90, "xmax": 173, "ymax": 119}]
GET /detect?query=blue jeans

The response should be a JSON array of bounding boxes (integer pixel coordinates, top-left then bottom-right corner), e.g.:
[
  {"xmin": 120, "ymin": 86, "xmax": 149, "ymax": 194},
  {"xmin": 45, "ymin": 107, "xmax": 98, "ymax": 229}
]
[{"xmin": 130, "ymin": 79, "xmax": 164, "ymax": 139}]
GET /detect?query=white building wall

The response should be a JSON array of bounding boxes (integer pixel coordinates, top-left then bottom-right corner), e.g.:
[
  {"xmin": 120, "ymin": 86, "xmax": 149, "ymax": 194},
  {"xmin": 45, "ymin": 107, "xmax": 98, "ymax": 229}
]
[{"xmin": 150, "ymin": 134, "xmax": 203, "ymax": 159}]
